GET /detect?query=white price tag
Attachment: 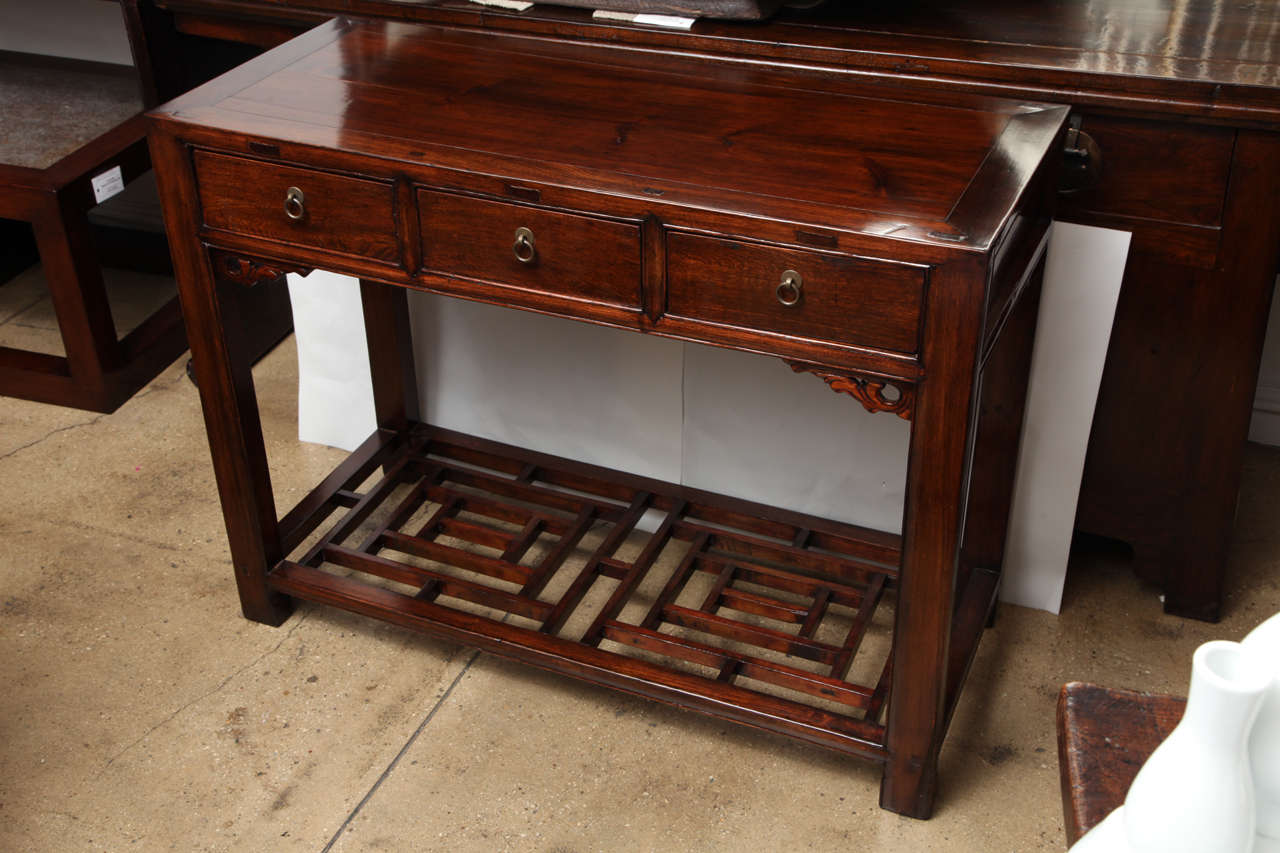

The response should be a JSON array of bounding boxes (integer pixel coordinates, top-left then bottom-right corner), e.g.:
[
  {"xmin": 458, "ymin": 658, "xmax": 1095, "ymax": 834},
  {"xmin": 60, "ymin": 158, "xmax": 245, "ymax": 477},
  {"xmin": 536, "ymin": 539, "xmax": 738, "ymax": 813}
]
[{"xmin": 91, "ymin": 166, "xmax": 125, "ymax": 204}]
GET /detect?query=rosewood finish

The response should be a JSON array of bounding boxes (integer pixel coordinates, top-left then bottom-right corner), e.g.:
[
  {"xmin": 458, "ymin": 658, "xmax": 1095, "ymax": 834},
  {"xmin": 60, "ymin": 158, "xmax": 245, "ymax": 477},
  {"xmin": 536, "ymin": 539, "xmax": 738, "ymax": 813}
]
[
  {"xmin": 135, "ymin": 0, "xmax": 1280, "ymax": 621},
  {"xmin": 148, "ymin": 18, "xmax": 1063, "ymax": 817}
]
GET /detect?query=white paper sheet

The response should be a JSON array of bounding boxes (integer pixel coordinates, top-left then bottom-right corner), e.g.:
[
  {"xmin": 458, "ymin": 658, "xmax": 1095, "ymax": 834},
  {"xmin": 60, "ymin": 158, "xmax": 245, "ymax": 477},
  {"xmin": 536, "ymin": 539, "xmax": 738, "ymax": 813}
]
[
  {"xmin": 1000, "ymin": 222, "xmax": 1131, "ymax": 613},
  {"xmin": 680, "ymin": 344, "xmax": 910, "ymax": 533},
  {"xmin": 407, "ymin": 293, "xmax": 685, "ymax": 484},
  {"xmin": 286, "ymin": 271, "xmax": 377, "ymax": 451}
]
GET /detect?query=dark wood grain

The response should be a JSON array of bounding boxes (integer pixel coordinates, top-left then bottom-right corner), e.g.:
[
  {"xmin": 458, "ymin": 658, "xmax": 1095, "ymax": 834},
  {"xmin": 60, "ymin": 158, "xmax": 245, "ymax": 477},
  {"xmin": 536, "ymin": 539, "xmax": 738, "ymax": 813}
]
[
  {"xmin": 148, "ymin": 18, "xmax": 1062, "ymax": 819},
  {"xmin": 194, "ymin": 151, "xmax": 400, "ymax": 263},
  {"xmin": 1057, "ymin": 114, "xmax": 1234, "ymax": 227},
  {"xmin": 418, "ymin": 188, "xmax": 644, "ymax": 311},
  {"xmin": 665, "ymin": 231, "xmax": 925, "ymax": 356},
  {"xmin": 153, "ymin": 0, "xmax": 1280, "ymax": 124},
  {"xmin": 1058, "ymin": 682, "xmax": 1186, "ymax": 846}
]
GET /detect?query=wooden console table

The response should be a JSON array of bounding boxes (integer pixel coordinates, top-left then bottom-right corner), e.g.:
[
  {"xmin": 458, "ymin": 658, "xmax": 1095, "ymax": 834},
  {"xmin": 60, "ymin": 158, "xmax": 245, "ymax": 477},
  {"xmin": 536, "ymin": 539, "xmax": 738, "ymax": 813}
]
[
  {"xmin": 149, "ymin": 18, "xmax": 1064, "ymax": 817},
  {"xmin": 132, "ymin": 0, "xmax": 1280, "ymax": 622}
]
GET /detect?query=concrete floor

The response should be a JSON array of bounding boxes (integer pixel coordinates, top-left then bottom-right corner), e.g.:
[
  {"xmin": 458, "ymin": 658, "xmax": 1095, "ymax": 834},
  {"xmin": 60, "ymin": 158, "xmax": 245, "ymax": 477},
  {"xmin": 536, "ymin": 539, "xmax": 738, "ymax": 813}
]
[{"xmin": 1, "ymin": 274, "xmax": 1278, "ymax": 851}]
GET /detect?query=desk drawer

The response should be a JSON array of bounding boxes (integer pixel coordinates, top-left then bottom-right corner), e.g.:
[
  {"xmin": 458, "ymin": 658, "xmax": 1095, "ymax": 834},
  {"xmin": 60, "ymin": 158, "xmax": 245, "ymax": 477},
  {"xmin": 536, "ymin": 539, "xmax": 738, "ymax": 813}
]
[
  {"xmin": 1060, "ymin": 115, "xmax": 1233, "ymax": 227},
  {"xmin": 417, "ymin": 189, "xmax": 643, "ymax": 311},
  {"xmin": 665, "ymin": 232, "xmax": 924, "ymax": 355},
  {"xmin": 193, "ymin": 152, "xmax": 399, "ymax": 264}
]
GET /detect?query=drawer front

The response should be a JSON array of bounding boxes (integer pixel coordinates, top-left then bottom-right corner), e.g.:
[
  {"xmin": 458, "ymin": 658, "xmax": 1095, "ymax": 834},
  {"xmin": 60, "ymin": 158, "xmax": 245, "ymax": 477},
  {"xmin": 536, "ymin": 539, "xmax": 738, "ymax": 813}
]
[
  {"xmin": 193, "ymin": 151, "xmax": 400, "ymax": 264},
  {"xmin": 665, "ymin": 232, "xmax": 924, "ymax": 355},
  {"xmin": 1060, "ymin": 115, "xmax": 1234, "ymax": 227},
  {"xmin": 417, "ymin": 189, "xmax": 643, "ymax": 311}
]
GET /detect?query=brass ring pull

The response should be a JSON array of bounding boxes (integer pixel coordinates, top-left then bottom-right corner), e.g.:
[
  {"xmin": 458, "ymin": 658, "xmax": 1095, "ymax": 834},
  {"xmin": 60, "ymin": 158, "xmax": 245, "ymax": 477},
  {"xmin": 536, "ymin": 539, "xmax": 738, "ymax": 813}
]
[
  {"xmin": 776, "ymin": 269, "xmax": 802, "ymax": 306},
  {"xmin": 513, "ymin": 226, "xmax": 536, "ymax": 264},
  {"xmin": 284, "ymin": 186, "xmax": 306, "ymax": 221}
]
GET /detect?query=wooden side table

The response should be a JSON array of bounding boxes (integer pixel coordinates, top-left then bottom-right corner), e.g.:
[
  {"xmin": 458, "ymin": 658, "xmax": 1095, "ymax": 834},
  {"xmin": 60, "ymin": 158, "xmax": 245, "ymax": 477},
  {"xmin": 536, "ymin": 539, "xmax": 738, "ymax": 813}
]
[
  {"xmin": 1057, "ymin": 682, "xmax": 1186, "ymax": 846},
  {"xmin": 0, "ymin": 52, "xmax": 187, "ymax": 411},
  {"xmin": 149, "ymin": 18, "xmax": 1066, "ymax": 818}
]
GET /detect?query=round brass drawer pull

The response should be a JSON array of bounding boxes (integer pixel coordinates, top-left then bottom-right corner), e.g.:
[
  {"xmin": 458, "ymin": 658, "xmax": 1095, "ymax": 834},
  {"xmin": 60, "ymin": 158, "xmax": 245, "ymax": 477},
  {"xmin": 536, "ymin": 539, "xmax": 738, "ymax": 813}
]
[
  {"xmin": 513, "ymin": 226, "xmax": 536, "ymax": 264},
  {"xmin": 284, "ymin": 186, "xmax": 306, "ymax": 220},
  {"xmin": 776, "ymin": 269, "xmax": 802, "ymax": 306}
]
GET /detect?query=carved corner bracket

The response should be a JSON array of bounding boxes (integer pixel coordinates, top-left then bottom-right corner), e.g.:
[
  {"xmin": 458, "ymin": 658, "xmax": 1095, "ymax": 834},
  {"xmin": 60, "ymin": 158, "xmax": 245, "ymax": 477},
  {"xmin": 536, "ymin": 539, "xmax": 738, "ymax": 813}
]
[
  {"xmin": 211, "ymin": 250, "xmax": 312, "ymax": 287},
  {"xmin": 787, "ymin": 361, "xmax": 915, "ymax": 420}
]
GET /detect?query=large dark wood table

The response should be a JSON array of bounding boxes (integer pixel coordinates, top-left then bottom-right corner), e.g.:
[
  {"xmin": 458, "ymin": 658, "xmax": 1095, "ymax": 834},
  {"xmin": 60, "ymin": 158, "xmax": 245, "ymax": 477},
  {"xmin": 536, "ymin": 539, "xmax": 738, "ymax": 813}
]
[
  {"xmin": 148, "ymin": 17, "xmax": 1064, "ymax": 817},
  {"xmin": 125, "ymin": 0, "xmax": 1280, "ymax": 622}
]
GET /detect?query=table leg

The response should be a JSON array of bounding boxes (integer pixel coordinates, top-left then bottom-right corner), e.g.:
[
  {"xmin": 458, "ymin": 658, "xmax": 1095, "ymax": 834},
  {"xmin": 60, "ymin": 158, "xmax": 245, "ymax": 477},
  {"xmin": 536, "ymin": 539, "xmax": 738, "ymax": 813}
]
[
  {"xmin": 150, "ymin": 131, "xmax": 292, "ymax": 626},
  {"xmin": 359, "ymin": 279, "xmax": 419, "ymax": 431},
  {"xmin": 880, "ymin": 257, "xmax": 986, "ymax": 819},
  {"xmin": 30, "ymin": 193, "xmax": 121, "ymax": 390}
]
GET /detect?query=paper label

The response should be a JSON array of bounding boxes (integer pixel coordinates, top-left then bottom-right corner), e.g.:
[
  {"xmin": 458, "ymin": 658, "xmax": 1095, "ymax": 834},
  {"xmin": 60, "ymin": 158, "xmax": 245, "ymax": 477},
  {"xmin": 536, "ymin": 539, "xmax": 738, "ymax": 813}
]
[
  {"xmin": 469, "ymin": 0, "xmax": 533, "ymax": 9},
  {"xmin": 592, "ymin": 10, "xmax": 696, "ymax": 28},
  {"xmin": 91, "ymin": 166, "xmax": 125, "ymax": 204}
]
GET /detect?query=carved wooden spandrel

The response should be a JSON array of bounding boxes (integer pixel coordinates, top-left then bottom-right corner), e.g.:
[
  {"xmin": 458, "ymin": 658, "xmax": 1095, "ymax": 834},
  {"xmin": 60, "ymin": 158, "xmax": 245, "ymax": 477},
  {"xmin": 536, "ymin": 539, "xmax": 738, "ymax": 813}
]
[
  {"xmin": 787, "ymin": 361, "xmax": 916, "ymax": 420},
  {"xmin": 211, "ymin": 250, "xmax": 312, "ymax": 287}
]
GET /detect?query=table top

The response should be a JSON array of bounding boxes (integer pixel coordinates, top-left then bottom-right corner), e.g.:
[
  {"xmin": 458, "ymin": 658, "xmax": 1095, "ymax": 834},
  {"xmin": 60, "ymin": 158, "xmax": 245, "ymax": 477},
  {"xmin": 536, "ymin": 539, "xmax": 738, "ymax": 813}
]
[
  {"xmin": 157, "ymin": 0, "xmax": 1280, "ymax": 126},
  {"xmin": 1057, "ymin": 681, "xmax": 1187, "ymax": 846},
  {"xmin": 151, "ymin": 18, "xmax": 1066, "ymax": 251}
]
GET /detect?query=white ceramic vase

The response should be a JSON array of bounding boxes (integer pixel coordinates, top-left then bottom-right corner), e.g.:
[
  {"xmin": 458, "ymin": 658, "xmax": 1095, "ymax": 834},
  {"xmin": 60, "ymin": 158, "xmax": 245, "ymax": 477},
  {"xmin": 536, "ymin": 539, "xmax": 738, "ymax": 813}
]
[
  {"xmin": 1123, "ymin": 639, "xmax": 1271, "ymax": 853},
  {"xmin": 1243, "ymin": 612, "xmax": 1280, "ymax": 850},
  {"xmin": 1069, "ymin": 806, "xmax": 1130, "ymax": 853},
  {"xmin": 1069, "ymin": 640, "xmax": 1271, "ymax": 853}
]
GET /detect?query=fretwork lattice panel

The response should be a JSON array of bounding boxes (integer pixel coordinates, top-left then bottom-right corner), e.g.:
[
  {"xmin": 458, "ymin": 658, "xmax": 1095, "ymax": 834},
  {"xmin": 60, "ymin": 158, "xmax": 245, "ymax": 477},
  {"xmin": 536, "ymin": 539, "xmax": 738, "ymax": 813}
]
[{"xmin": 275, "ymin": 425, "xmax": 898, "ymax": 749}]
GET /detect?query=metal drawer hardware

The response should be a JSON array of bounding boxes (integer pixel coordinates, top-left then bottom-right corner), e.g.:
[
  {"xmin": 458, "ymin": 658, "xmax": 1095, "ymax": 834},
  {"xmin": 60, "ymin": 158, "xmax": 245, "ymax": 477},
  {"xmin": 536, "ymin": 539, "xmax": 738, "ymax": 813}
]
[
  {"xmin": 513, "ymin": 226, "xmax": 536, "ymax": 264},
  {"xmin": 283, "ymin": 186, "xmax": 306, "ymax": 220},
  {"xmin": 776, "ymin": 269, "xmax": 802, "ymax": 306},
  {"xmin": 1060, "ymin": 115, "xmax": 1103, "ymax": 193}
]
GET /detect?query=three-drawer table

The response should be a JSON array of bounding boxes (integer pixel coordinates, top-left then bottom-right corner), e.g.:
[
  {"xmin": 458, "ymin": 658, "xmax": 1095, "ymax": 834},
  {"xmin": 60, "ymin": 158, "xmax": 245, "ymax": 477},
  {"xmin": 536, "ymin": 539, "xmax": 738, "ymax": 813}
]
[{"xmin": 149, "ymin": 18, "xmax": 1066, "ymax": 817}]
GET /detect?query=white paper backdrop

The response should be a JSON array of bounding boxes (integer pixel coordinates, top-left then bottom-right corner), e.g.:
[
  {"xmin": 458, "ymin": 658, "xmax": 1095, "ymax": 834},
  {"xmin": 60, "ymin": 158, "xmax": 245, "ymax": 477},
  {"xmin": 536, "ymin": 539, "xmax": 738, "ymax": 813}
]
[
  {"xmin": 290, "ymin": 223, "xmax": 1129, "ymax": 614},
  {"xmin": 1001, "ymin": 222, "xmax": 1131, "ymax": 612}
]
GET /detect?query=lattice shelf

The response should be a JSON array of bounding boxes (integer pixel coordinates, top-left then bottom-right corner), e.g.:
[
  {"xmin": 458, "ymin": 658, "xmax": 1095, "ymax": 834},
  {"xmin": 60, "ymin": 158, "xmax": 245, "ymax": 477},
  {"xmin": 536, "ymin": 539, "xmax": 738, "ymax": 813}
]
[{"xmin": 270, "ymin": 424, "xmax": 901, "ymax": 760}]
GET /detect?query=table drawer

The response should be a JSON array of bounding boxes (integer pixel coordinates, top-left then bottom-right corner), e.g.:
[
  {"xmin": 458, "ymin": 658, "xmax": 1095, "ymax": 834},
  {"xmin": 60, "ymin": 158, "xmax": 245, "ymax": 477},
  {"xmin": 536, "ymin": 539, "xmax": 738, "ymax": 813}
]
[
  {"xmin": 417, "ymin": 189, "xmax": 643, "ymax": 311},
  {"xmin": 1061, "ymin": 115, "xmax": 1234, "ymax": 227},
  {"xmin": 193, "ymin": 151, "xmax": 400, "ymax": 264},
  {"xmin": 665, "ymin": 232, "xmax": 925, "ymax": 355}
]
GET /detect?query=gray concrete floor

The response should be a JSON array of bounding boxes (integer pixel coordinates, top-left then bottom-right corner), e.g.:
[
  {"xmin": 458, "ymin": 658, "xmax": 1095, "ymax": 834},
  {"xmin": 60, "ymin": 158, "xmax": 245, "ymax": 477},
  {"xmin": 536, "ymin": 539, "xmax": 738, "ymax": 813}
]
[{"xmin": 1, "ymin": 274, "xmax": 1278, "ymax": 851}]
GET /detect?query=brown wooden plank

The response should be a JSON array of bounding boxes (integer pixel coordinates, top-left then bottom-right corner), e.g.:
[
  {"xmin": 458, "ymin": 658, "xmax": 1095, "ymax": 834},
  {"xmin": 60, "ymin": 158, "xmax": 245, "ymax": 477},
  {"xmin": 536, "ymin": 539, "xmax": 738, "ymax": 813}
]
[
  {"xmin": 436, "ymin": 516, "xmax": 516, "ymax": 552},
  {"xmin": 581, "ymin": 500, "xmax": 684, "ymax": 644},
  {"xmin": 663, "ymin": 605, "xmax": 840, "ymax": 665},
  {"xmin": 830, "ymin": 574, "xmax": 888, "ymax": 681},
  {"xmin": 604, "ymin": 621, "xmax": 875, "ymax": 710},
  {"xmin": 320, "ymin": 545, "xmax": 554, "ymax": 621},
  {"xmin": 355, "ymin": 475, "xmax": 432, "ymax": 554},
  {"xmin": 521, "ymin": 506, "xmax": 597, "ymax": 601},
  {"xmin": 500, "ymin": 516, "xmax": 546, "ymax": 564},
  {"xmin": 699, "ymin": 562, "xmax": 737, "ymax": 612},
  {"xmin": 679, "ymin": 521, "xmax": 893, "ymax": 585},
  {"xmin": 278, "ymin": 427, "xmax": 406, "ymax": 553},
  {"xmin": 640, "ymin": 531, "xmax": 709, "ymax": 631},
  {"xmin": 695, "ymin": 553, "xmax": 868, "ymax": 610},
  {"xmin": 539, "ymin": 494, "xmax": 653, "ymax": 635},
  {"xmin": 798, "ymin": 588, "xmax": 832, "ymax": 638},
  {"xmin": 718, "ymin": 587, "xmax": 810, "ymax": 625},
  {"xmin": 381, "ymin": 529, "xmax": 532, "ymax": 585}
]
